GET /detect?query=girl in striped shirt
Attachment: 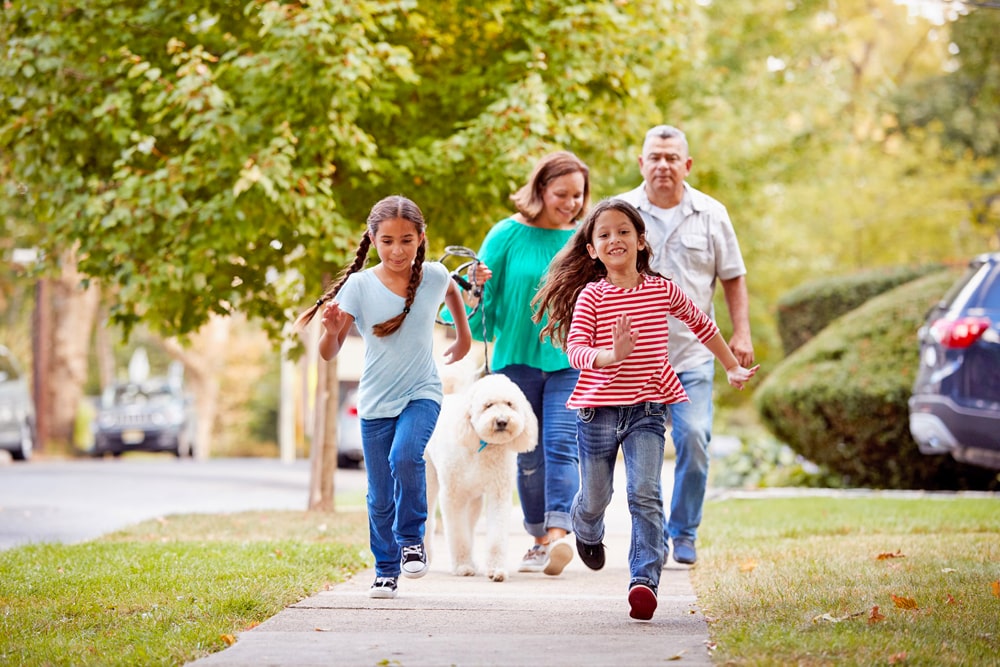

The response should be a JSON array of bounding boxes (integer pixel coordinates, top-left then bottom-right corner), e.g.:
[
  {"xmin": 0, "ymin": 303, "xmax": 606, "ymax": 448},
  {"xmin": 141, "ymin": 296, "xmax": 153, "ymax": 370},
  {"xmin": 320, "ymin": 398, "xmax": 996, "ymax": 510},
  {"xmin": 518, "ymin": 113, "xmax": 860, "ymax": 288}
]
[{"xmin": 532, "ymin": 198, "xmax": 758, "ymax": 620}]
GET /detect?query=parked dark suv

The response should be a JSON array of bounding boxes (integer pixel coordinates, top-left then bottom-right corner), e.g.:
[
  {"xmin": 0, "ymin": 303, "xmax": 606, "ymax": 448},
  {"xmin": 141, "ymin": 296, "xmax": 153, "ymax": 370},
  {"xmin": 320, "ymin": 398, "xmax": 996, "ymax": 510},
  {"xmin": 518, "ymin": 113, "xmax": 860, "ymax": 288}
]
[
  {"xmin": 92, "ymin": 378, "xmax": 196, "ymax": 458},
  {"xmin": 909, "ymin": 253, "xmax": 1000, "ymax": 470}
]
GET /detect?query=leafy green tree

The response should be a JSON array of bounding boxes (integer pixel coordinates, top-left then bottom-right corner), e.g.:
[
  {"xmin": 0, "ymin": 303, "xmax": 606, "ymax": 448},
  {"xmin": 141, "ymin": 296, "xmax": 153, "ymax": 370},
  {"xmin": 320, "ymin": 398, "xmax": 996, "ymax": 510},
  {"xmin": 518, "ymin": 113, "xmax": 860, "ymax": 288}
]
[
  {"xmin": 1, "ymin": 1, "xmax": 685, "ymax": 459},
  {"xmin": 894, "ymin": 6, "xmax": 1000, "ymax": 244},
  {"xmin": 1, "ymin": 0, "xmax": 685, "ymax": 341}
]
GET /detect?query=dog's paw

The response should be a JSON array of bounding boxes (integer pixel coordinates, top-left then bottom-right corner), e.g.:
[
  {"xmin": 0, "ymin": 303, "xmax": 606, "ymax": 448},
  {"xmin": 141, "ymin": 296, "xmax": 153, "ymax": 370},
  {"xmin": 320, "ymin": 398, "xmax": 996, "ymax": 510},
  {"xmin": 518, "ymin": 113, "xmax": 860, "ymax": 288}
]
[
  {"xmin": 487, "ymin": 568, "xmax": 508, "ymax": 582},
  {"xmin": 453, "ymin": 563, "xmax": 477, "ymax": 577}
]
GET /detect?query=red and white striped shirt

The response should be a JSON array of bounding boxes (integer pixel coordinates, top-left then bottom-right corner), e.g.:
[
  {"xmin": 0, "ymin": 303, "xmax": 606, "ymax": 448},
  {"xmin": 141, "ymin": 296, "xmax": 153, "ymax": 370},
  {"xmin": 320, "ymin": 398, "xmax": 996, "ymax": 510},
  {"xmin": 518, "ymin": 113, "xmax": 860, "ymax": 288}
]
[{"xmin": 566, "ymin": 275, "xmax": 720, "ymax": 409}]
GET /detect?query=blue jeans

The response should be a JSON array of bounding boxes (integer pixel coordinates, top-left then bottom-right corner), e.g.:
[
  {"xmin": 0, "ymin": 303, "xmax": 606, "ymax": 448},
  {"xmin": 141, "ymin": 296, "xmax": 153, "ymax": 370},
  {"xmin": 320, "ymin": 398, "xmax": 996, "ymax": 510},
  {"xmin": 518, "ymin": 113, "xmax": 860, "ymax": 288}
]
[
  {"xmin": 664, "ymin": 359, "xmax": 715, "ymax": 546},
  {"xmin": 360, "ymin": 398, "xmax": 441, "ymax": 577},
  {"xmin": 572, "ymin": 402, "xmax": 667, "ymax": 592},
  {"xmin": 498, "ymin": 365, "xmax": 580, "ymax": 537}
]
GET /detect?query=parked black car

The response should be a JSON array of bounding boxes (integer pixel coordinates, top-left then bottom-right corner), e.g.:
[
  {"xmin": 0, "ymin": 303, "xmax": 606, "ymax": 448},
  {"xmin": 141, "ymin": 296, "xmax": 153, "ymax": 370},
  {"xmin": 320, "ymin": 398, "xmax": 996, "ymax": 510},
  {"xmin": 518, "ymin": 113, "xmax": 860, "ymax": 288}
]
[
  {"xmin": 0, "ymin": 345, "xmax": 35, "ymax": 461},
  {"xmin": 92, "ymin": 378, "xmax": 197, "ymax": 458},
  {"xmin": 909, "ymin": 253, "xmax": 1000, "ymax": 470}
]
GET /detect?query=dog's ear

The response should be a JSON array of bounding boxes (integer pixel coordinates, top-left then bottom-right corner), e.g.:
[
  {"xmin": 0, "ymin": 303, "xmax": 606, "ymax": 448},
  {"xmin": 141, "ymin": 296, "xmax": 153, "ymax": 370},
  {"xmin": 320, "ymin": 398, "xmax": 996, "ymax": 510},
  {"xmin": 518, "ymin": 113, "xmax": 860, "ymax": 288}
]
[
  {"xmin": 454, "ymin": 396, "xmax": 478, "ymax": 446},
  {"xmin": 511, "ymin": 395, "xmax": 540, "ymax": 454}
]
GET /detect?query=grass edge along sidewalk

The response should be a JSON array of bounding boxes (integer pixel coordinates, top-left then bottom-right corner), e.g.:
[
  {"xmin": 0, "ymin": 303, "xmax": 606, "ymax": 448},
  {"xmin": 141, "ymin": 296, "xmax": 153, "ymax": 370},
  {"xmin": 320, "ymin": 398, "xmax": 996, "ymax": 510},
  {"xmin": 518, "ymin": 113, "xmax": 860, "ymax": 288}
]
[{"xmin": 1, "ymin": 494, "xmax": 998, "ymax": 665}]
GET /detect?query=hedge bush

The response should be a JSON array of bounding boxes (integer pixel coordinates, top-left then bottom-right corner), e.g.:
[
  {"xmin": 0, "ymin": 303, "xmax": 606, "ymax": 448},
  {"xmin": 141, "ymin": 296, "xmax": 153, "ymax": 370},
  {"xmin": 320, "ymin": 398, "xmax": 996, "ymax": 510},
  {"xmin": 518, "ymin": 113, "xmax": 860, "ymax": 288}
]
[
  {"xmin": 775, "ymin": 264, "xmax": 943, "ymax": 355},
  {"xmin": 755, "ymin": 268, "xmax": 999, "ymax": 490}
]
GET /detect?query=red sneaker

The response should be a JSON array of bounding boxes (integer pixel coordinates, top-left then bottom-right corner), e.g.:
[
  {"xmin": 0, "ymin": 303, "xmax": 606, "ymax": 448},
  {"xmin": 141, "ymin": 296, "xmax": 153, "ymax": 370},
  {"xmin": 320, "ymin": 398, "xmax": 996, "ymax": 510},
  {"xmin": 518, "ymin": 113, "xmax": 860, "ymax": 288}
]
[{"xmin": 628, "ymin": 584, "xmax": 657, "ymax": 620}]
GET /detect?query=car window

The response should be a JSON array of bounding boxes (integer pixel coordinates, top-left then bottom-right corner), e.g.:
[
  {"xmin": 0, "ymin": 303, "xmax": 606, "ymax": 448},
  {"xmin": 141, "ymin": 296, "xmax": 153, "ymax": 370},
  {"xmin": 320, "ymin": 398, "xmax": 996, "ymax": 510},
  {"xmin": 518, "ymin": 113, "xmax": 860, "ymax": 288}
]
[
  {"xmin": 102, "ymin": 383, "xmax": 178, "ymax": 407},
  {"xmin": 943, "ymin": 262, "xmax": 990, "ymax": 316},
  {"xmin": 977, "ymin": 264, "xmax": 1000, "ymax": 310}
]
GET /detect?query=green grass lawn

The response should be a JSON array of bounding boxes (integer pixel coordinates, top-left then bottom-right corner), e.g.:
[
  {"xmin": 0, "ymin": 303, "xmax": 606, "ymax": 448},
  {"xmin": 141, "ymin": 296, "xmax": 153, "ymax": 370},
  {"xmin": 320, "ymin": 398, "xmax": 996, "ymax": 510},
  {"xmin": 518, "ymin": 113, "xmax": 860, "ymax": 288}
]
[
  {"xmin": 694, "ymin": 494, "xmax": 1000, "ymax": 665},
  {"xmin": 0, "ymin": 510, "xmax": 371, "ymax": 666},
  {"xmin": 1, "ymin": 494, "xmax": 997, "ymax": 666}
]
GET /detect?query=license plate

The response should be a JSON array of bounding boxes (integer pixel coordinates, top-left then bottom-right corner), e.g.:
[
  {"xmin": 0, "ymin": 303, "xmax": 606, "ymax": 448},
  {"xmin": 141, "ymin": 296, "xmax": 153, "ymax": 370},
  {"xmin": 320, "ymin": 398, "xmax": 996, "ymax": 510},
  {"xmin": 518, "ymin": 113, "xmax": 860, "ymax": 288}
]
[{"xmin": 122, "ymin": 429, "xmax": 145, "ymax": 444}]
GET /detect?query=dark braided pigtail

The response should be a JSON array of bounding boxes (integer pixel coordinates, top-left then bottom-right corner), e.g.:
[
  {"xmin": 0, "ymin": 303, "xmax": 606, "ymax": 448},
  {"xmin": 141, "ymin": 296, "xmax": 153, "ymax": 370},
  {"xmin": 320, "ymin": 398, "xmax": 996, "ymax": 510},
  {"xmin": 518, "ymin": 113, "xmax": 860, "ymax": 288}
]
[
  {"xmin": 372, "ymin": 240, "xmax": 426, "ymax": 337},
  {"xmin": 293, "ymin": 232, "xmax": 373, "ymax": 331}
]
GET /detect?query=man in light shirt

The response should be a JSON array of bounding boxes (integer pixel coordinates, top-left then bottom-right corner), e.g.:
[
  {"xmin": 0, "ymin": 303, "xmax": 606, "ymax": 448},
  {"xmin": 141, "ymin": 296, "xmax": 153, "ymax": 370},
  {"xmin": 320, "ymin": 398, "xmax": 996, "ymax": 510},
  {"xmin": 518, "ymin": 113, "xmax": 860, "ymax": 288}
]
[{"xmin": 616, "ymin": 125, "xmax": 755, "ymax": 566}]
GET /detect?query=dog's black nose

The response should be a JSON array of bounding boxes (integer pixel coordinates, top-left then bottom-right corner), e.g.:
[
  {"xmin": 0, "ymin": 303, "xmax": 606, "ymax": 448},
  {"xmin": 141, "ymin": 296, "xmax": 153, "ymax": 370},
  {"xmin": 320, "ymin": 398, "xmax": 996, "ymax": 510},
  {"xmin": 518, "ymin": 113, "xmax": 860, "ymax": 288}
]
[{"xmin": 495, "ymin": 417, "xmax": 508, "ymax": 430}]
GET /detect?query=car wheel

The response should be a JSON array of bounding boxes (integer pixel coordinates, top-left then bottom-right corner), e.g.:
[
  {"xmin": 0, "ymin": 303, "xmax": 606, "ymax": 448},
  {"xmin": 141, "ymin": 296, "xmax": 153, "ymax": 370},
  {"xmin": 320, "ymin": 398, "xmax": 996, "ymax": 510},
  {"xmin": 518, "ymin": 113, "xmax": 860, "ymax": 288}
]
[
  {"xmin": 11, "ymin": 420, "xmax": 33, "ymax": 461},
  {"xmin": 337, "ymin": 453, "xmax": 362, "ymax": 469},
  {"xmin": 174, "ymin": 432, "xmax": 194, "ymax": 458}
]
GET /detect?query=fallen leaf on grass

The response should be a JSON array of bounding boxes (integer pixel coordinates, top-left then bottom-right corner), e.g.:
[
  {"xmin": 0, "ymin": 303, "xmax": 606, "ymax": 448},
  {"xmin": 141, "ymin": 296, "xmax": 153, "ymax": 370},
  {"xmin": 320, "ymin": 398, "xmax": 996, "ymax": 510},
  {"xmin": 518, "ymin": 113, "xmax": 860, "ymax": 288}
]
[
  {"xmin": 891, "ymin": 594, "xmax": 918, "ymax": 610},
  {"xmin": 739, "ymin": 559, "xmax": 757, "ymax": 573},
  {"xmin": 220, "ymin": 634, "xmax": 236, "ymax": 646},
  {"xmin": 868, "ymin": 606, "xmax": 885, "ymax": 624},
  {"xmin": 991, "ymin": 580, "xmax": 1000, "ymax": 598},
  {"xmin": 944, "ymin": 594, "xmax": 960, "ymax": 605},
  {"xmin": 812, "ymin": 611, "xmax": 865, "ymax": 624},
  {"xmin": 877, "ymin": 550, "xmax": 905, "ymax": 560},
  {"xmin": 941, "ymin": 568, "xmax": 956, "ymax": 574},
  {"xmin": 888, "ymin": 651, "xmax": 908, "ymax": 664}
]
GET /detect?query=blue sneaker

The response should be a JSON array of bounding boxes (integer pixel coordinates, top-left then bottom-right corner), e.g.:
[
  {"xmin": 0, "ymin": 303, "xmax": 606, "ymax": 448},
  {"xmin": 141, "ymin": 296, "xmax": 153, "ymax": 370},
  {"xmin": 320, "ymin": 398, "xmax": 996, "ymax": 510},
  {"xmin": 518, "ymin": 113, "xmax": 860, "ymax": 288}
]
[{"xmin": 672, "ymin": 538, "xmax": 697, "ymax": 565}]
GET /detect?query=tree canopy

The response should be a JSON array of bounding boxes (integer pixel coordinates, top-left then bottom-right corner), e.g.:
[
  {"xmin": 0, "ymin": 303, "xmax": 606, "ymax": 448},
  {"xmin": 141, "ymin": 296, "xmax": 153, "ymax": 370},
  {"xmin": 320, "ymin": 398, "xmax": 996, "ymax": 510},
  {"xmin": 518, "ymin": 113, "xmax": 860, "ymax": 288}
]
[
  {"xmin": 2, "ymin": 0, "xmax": 684, "ymax": 342},
  {"xmin": 3, "ymin": 0, "xmax": 998, "ymax": 353}
]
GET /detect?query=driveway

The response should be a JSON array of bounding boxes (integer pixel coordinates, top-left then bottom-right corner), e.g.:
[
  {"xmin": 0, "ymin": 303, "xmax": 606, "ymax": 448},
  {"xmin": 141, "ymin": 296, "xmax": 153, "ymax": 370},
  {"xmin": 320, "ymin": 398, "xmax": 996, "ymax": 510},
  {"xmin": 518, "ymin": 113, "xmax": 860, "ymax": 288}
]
[{"xmin": 0, "ymin": 458, "xmax": 366, "ymax": 551}]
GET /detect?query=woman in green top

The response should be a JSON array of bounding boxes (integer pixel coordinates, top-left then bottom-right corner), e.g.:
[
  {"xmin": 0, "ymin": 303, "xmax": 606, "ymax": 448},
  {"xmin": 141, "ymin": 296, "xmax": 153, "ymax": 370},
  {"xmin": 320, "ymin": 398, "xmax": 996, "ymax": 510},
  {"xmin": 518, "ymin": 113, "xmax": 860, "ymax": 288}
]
[{"xmin": 469, "ymin": 151, "xmax": 590, "ymax": 576}]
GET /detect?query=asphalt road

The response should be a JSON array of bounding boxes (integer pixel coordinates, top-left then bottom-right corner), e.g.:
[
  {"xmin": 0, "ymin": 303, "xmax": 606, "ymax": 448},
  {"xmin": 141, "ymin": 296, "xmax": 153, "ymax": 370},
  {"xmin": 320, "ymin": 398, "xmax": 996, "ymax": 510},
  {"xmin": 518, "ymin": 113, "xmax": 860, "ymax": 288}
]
[{"xmin": 0, "ymin": 457, "xmax": 367, "ymax": 551}]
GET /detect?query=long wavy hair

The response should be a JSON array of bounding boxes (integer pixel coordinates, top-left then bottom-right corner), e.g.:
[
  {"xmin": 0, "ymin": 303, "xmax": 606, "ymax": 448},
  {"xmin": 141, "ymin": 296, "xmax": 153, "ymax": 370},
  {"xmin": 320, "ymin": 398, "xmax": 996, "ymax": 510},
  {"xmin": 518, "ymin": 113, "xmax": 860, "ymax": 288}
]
[
  {"xmin": 531, "ymin": 199, "xmax": 658, "ymax": 349},
  {"xmin": 293, "ymin": 195, "xmax": 428, "ymax": 337}
]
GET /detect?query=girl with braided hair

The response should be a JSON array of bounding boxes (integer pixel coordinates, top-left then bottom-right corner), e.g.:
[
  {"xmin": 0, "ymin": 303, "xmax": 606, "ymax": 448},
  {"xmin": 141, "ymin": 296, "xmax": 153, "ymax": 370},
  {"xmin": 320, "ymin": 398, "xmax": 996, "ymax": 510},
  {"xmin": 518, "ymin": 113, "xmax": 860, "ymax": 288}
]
[{"xmin": 295, "ymin": 195, "xmax": 483, "ymax": 599}]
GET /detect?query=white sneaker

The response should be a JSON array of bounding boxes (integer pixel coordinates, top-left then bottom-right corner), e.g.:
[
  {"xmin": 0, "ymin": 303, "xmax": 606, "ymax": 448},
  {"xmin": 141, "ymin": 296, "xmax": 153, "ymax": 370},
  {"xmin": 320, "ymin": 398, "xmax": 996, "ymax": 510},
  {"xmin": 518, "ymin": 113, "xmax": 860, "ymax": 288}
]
[
  {"xmin": 544, "ymin": 537, "xmax": 574, "ymax": 576},
  {"xmin": 368, "ymin": 576, "xmax": 398, "ymax": 599},
  {"xmin": 400, "ymin": 543, "xmax": 428, "ymax": 578},
  {"xmin": 517, "ymin": 544, "xmax": 548, "ymax": 573}
]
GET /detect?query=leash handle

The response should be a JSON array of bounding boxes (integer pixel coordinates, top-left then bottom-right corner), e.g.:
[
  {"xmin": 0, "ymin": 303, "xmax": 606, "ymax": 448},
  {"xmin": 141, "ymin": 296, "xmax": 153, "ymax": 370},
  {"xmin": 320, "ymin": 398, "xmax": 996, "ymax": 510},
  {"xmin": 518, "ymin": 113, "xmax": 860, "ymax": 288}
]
[{"xmin": 437, "ymin": 246, "xmax": 490, "ymax": 373}]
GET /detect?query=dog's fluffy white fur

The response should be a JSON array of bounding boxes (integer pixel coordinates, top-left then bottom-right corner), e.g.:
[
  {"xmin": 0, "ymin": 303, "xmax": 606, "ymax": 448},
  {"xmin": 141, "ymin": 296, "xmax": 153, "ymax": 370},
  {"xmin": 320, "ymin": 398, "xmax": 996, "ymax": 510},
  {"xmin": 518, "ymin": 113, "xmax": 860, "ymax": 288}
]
[{"xmin": 425, "ymin": 373, "xmax": 538, "ymax": 582}]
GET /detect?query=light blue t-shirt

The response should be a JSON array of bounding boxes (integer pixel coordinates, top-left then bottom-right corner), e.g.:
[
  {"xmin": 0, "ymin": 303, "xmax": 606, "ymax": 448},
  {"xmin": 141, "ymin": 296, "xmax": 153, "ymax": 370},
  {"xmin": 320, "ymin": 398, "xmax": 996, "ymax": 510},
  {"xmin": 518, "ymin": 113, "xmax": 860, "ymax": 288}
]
[{"xmin": 335, "ymin": 262, "xmax": 450, "ymax": 419}]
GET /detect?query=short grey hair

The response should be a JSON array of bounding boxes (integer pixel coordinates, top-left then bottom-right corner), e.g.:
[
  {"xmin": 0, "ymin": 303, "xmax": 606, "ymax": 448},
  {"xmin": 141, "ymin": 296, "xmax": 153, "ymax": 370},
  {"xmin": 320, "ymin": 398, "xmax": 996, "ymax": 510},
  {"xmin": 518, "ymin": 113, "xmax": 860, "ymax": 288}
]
[{"xmin": 643, "ymin": 125, "xmax": 689, "ymax": 154}]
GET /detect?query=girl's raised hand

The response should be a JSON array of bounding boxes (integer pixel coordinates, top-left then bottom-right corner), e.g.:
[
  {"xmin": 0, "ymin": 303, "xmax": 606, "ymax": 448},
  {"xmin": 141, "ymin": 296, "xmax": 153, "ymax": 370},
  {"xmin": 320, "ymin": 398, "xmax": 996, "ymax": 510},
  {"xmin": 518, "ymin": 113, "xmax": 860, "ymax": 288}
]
[
  {"xmin": 611, "ymin": 313, "xmax": 637, "ymax": 363},
  {"xmin": 725, "ymin": 363, "xmax": 760, "ymax": 390},
  {"xmin": 320, "ymin": 301, "xmax": 349, "ymax": 334}
]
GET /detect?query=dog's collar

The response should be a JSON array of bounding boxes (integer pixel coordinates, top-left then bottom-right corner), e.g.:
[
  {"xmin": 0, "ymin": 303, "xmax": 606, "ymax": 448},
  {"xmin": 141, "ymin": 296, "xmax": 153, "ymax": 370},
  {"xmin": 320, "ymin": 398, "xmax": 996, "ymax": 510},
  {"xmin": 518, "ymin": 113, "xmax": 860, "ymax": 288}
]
[{"xmin": 478, "ymin": 440, "xmax": 489, "ymax": 452}]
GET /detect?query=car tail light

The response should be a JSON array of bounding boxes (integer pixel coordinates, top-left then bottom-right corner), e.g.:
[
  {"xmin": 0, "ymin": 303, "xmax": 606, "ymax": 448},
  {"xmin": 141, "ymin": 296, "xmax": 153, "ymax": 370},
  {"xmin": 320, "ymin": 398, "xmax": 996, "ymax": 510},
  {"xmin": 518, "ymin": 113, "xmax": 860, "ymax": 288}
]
[{"xmin": 929, "ymin": 317, "xmax": 992, "ymax": 349}]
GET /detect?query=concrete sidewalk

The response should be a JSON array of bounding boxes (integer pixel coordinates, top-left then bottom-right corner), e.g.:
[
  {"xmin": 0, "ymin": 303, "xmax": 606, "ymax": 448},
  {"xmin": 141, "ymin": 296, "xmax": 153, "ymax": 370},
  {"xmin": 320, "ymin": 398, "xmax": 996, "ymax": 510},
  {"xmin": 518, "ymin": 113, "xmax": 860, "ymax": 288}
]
[{"xmin": 189, "ymin": 463, "xmax": 713, "ymax": 667}]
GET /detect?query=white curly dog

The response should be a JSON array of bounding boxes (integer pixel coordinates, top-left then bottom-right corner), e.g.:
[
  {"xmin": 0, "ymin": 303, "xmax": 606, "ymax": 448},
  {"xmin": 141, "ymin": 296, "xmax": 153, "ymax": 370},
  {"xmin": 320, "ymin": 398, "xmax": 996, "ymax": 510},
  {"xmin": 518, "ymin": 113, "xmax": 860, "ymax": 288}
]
[{"xmin": 425, "ymin": 373, "xmax": 538, "ymax": 582}]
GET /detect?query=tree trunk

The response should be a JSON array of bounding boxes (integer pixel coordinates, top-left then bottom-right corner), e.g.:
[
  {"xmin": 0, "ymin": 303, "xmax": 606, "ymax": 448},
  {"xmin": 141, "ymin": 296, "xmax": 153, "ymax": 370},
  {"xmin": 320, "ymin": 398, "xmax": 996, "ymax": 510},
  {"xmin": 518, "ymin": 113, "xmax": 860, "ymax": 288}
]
[
  {"xmin": 161, "ymin": 315, "xmax": 230, "ymax": 460},
  {"xmin": 43, "ymin": 258, "xmax": 101, "ymax": 448},
  {"xmin": 308, "ymin": 353, "xmax": 339, "ymax": 511}
]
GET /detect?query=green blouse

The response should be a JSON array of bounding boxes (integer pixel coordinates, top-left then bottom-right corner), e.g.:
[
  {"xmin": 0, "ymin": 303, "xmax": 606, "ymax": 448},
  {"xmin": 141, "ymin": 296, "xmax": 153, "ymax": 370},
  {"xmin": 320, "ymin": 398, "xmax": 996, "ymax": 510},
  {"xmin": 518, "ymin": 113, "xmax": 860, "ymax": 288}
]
[{"xmin": 470, "ymin": 217, "xmax": 574, "ymax": 373}]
